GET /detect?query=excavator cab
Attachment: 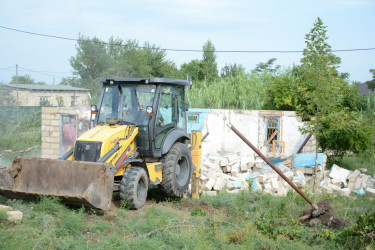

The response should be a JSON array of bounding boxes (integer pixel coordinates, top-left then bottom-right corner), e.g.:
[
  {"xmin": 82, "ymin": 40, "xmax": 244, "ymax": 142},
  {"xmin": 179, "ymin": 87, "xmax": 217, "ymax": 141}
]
[{"xmin": 0, "ymin": 78, "xmax": 196, "ymax": 210}]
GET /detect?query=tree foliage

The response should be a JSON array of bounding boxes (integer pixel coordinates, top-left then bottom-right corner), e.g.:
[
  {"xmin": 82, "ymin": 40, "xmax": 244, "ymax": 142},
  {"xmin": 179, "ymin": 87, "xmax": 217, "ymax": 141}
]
[
  {"xmin": 366, "ymin": 69, "xmax": 375, "ymax": 91},
  {"xmin": 67, "ymin": 34, "xmax": 179, "ymax": 100},
  {"xmin": 252, "ymin": 58, "xmax": 280, "ymax": 74},
  {"xmin": 180, "ymin": 40, "xmax": 218, "ymax": 82},
  {"xmin": 220, "ymin": 63, "xmax": 245, "ymax": 78},
  {"xmin": 9, "ymin": 74, "xmax": 46, "ymax": 85},
  {"xmin": 295, "ymin": 17, "xmax": 374, "ymax": 155}
]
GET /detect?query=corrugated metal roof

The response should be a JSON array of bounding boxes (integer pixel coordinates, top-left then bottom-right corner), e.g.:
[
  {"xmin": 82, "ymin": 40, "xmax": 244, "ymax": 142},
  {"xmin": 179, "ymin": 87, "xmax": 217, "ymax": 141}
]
[{"xmin": 0, "ymin": 84, "xmax": 89, "ymax": 91}]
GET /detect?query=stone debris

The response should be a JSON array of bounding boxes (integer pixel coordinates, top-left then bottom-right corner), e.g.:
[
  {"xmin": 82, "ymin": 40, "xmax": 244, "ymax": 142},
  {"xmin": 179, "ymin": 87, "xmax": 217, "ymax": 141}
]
[
  {"xmin": 0, "ymin": 204, "xmax": 23, "ymax": 222},
  {"xmin": 0, "ymin": 205, "xmax": 12, "ymax": 211},
  {"xmin": 199, "ymin": 154, "xmax": 375, "ymax": 198},
  {"xmin": 6, "ymin": 211, "xmax": 23, "ymax": 222}
]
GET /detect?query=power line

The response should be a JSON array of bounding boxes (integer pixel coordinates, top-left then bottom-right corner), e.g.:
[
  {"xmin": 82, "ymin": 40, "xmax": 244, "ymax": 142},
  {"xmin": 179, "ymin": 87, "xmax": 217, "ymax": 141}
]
[
  {"xmin": 0, "ymin": 66, "xmax": 15, "ymax": 70},
  {"xmin": 19, "ymin": 66, "xmax": 70, "ymax": 75},
  {"xmin": 1, "ymin": 25, "xmax": 374, "ymax": 54}
]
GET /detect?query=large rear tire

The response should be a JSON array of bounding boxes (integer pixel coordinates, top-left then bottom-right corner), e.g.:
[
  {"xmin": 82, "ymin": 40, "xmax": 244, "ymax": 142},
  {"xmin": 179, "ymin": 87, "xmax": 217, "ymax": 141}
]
[
  {"xmin": 120, "ymin": 167, "xmax": 148, "ymax": 210},
  {"xmin": 160, "ymin": 142, "xmax": 192, "ymax": 198}
]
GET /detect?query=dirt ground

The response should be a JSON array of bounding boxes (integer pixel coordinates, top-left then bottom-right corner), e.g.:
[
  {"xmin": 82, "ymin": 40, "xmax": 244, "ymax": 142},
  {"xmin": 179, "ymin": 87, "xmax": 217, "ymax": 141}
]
[{"xmin": 302, "ymin": 199, "xmax": 351, "ymax": 229}]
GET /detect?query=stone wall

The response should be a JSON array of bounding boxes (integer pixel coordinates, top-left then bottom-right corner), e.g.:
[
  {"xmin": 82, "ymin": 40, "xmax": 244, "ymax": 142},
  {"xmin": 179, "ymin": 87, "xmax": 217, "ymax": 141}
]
[
  {"xmin": 41, "ymin": 107, "xmax": 91, "ymax": 159},
  {"xmin": 191, "ymin": 109, "xmax": 309, "ymax": 160}
]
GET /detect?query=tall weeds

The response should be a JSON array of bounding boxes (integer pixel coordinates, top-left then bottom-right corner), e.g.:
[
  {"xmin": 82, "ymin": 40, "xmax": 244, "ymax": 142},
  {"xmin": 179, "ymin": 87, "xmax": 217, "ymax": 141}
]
[{"xmin": 187, "ymin": 73, "xmax": 273, "ymax": 110}]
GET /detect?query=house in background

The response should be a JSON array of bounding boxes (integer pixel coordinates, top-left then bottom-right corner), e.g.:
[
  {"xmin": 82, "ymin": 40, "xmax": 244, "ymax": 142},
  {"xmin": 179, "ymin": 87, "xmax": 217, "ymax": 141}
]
[
  {"xmin": 358, "ymin": 82, "xmax": 375, "ymax": 96},
  {"xmin": 0, "ymin": 84, "xmax": 90, "ymax": 107}
]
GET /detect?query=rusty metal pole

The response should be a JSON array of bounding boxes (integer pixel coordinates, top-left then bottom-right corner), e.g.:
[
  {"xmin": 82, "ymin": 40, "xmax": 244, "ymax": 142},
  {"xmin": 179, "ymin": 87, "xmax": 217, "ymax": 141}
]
[{"xmin": 227, "ymin": 123, "xmax": 317, "ymax": 208}]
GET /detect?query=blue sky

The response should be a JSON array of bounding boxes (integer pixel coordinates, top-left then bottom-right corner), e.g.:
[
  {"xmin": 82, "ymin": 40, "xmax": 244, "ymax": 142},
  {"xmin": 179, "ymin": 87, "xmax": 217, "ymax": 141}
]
[{"xmin": 0, "ymin": 0, "xmax": 374, "ymax": 84}]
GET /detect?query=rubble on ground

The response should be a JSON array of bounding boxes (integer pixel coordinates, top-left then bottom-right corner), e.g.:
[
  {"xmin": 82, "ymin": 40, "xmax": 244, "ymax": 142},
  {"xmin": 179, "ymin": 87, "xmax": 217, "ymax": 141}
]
[
  {"xmin": 199, "ymin": 154, "xmax": 375, "ymax": 198},
  {"xmin": 0, "ymin": 204, "xmax": 23, "ymax": 222}
]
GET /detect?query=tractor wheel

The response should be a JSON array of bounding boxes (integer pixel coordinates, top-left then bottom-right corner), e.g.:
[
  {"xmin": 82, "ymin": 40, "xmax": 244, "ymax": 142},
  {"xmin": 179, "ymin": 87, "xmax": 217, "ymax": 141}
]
[
  {"xmin": 160, "ymin": 142, "xmax": 192, "ymax": 198},
  {"xmin": 120, "ymin": 167, "xmax": 148, "ymax": 210}
]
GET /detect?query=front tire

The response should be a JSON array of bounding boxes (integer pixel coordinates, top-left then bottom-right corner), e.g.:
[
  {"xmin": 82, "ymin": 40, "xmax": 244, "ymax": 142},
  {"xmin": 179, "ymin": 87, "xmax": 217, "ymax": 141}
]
[
  {"xmin": 120, "ymin": 167, "xmax": 148, "ymax": 210},
  {"xmin": 160, "ymin": 142, "xmax": 192, "ymax": 198}
]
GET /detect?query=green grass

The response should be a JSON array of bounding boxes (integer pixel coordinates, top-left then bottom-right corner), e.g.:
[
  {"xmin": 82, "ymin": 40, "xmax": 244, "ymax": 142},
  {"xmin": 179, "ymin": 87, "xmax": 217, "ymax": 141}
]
[
  {"xmin": 338, "ymin": 154, "xmax": 375, "ymax": 177},
  {"xmin": 0, "ymin": 108, "xmax": 41, "ymax": 168},
  {"xmin": 0, "ymin": 190, "xmax": 374, "ymax": 249}
]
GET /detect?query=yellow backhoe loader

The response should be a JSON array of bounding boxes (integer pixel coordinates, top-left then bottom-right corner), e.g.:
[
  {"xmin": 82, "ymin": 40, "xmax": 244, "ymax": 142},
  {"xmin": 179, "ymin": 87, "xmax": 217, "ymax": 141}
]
[{"xmin": 0, "ymin": 78, "xmax": 201, "ymax": 210}]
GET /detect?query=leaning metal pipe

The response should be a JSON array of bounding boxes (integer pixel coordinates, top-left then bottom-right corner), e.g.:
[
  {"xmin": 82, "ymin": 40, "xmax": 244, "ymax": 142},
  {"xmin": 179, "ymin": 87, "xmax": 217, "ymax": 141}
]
[{"xmin": 227, "ymin": 123, "xmax": 317, "ymax": 208}]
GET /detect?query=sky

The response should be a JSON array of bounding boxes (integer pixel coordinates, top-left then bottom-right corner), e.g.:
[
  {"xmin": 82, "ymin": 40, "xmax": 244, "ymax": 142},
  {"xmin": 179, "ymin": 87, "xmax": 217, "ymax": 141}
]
[{"xmin": 0, "ymin": 0, "xmax": 374, "ymax": 85}]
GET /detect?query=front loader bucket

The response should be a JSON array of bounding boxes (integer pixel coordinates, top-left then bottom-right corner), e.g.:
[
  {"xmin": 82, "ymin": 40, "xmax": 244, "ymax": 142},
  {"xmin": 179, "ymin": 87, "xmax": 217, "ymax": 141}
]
[{"xmin": 0, "ymin": 157, "xmax": 114, "ymax": 210}]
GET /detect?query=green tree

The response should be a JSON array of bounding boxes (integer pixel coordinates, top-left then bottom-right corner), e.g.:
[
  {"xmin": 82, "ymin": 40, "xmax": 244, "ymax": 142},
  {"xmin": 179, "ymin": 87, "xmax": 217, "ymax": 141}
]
[
  {"xmin": 296, "ymin": 17, "xmax": 374, "ymax": 155},
  {"xmin": 252, "ymin": 58, "xmax": 280, "ymax": 74},
  {"xmin": 366, "ymin": 69, "xmax": 375, "ymax": 91},
  {"xmin": 201, "ymin": 40, "xmax": 218, "ymax": 81},
  {"xmin": 68, "ymin": 35, "xmax": 179, "ymax": 101},
  {"xmin": 180, "ymin": 59, "xmax": 204, "ymax": 81},
  {"xmin": 9, "ymin": 74, "xmax": 47, "ymax": 85},
  {"xmin": 180, "ymin": 40, "xmax": 218, "ymax": 82},
  {"xmin": 220, "ymin": 63, "xmax": 245, "ymax": 78}
]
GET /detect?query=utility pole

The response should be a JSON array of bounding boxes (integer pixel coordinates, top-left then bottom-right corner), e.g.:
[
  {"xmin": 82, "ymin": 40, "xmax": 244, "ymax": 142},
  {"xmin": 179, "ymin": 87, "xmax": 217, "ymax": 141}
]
[
  {"xmin": 16, "ymin": 64, "xmax": 19, "ymax": 123},
  {"xmin": 16, "ymin": 64, "xmax": 19, "ymax": 105}
]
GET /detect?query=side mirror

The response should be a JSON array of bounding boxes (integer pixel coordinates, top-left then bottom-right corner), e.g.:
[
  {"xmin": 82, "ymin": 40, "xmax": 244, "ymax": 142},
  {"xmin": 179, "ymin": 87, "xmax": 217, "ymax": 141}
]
[
  {"xmin": 91, "ymin": 105, "xmax": 98, "ymax": 114},
  {"xmin": 185, "ymin": 102, "xmax": 189, "ymax": 111},
  {"xmin": 89, "ymin": 105, "xmax": 98, "ymax": 129}
]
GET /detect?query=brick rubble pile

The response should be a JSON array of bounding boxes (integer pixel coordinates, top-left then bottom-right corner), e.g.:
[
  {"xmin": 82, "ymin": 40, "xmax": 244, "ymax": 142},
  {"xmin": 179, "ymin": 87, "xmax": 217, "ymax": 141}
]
[{"xmin": 199, "ymin": 155, "xmax": 375, "ymax": 197}]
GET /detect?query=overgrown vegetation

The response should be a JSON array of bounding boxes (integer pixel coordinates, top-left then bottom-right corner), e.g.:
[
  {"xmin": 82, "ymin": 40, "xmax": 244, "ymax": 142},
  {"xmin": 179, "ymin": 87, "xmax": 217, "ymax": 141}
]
[
  {"xmin": 0, "ymin": 190, "xmax": 374, "ymax": 249},
  {"xmin": 0, "ymin": 107, "xmax": 41, "ymax": 167}
]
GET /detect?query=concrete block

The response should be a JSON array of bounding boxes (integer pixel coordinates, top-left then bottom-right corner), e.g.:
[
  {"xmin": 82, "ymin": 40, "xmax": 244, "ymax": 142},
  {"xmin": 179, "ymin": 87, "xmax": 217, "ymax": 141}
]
[
  {"xmin": 276, "ymin": 185, "xmax": 286, "ymax": 196},
  {"xmin": 304, "ymin": 167, "xmax": 314, "ymax": 175},
  {"xmin": 284, "ymin": 171, "xmax": 294, "ymax": 180},
  {"xmin": 348, "ymin": 180, "xmax": 355, "ymax": 191},
  {"xmin": 327, "ymin": 183, "xmax": 341, "ymax": 192},
  {"xmin": 340, "ymin": 188, "xmax": 351, "ymax": 197},
  {"xmin": 270, "ymin": 178, "xmax": 279, "ymax": 190},
  {"xmin": 203, "ymin": 178, "xmax": 216, "ymax": 191},
  {"xmin": 282, "ymin": 158, "xmax": 292, "ymax": 168},
  {"xmin": 295, "ymin": 167, "xmax": 305, "ymax": 173},
  {"xmin": 255, "ymin": 162, "xmax": 263, "ymax": 169},
  {"xmin": 6, "ymin": 211, "xmax": 23, "ymax": 222},
  {"xmin": 0, "ymin": 205, "xmax": 12, "ymax": 211},
  {"xmin": 365, "ymin": 187, "xmax": 375, "ymax": 196},
  {"xmin": 231, "ymin": 169, "xmax": 239, "ymax": 176},
  {"xmin": 202, "ymin": 161, "xmax": 217, "ymax": 170},
  {"xmin": 316, "ymin": 164, "xmax": 323, "ymax": 172},
  {"xmin": 241, "ymin": 181, "xmax": 249, "ymax": 190},
  {"xmin": 258, "ymin": 175, "xmax": 266, "ymax": 184},
  {"xmin": 206, "ymin": 169, "xmax": 216, "ymax": 179},
  {"xmin": 329, "ymin": 164, "xmax": 350, "ymax": 181},
  {"xmin": 240, "ymin": 164, "xmax": 248, "ymax": 172},
  {"xmin": 295, "ymin": 170, "xmax": 305, "ymax": 179},
  {"xmin": 352, "ymin": 169, "xmax": 361, "ymax": 177},
  {"xmin": 361, "ymin": 175, "xmax": 370, "ymax": 188},
  {"xmin": 367, "ymin": 178, "xmax": 375, "ymax": 188},
  {"xmin": 246, "ymin": 162, "xmax": 254, "ymax": 168},
  {"xmin": 264, "ymin": 183, "xmax": 272, "ymax": 190},
  {"xmin": 200, "ymin": 174, "xmax": 208, "ymax": 182},
  {"xmin": 202, "ymin": 191, "xmax": 217, "ymax": 196},
  {"xmin": 268, "ymin": 173, "xmax": 279, "ymax": 179},
  {"xmin": 213, "ymin": 178, "xmax": 225, "ymax": 191},
  {"xmin": 227, "ymin": 181, "xmax": 234, "ymax": 190},
  {"xmin": 277, "ymin": 163, "xmax": 289, "ymax": 173},
  {"xmin": 321, "ymin": 186, "xmax": 333, "ymax": 194},
  {"xmin": 219, "ymin": 158, "xmax": 229, "ymax": 167},
  {"xmin": 353, "ymin": 177, "xmax": 363, "ymax": 191}
]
